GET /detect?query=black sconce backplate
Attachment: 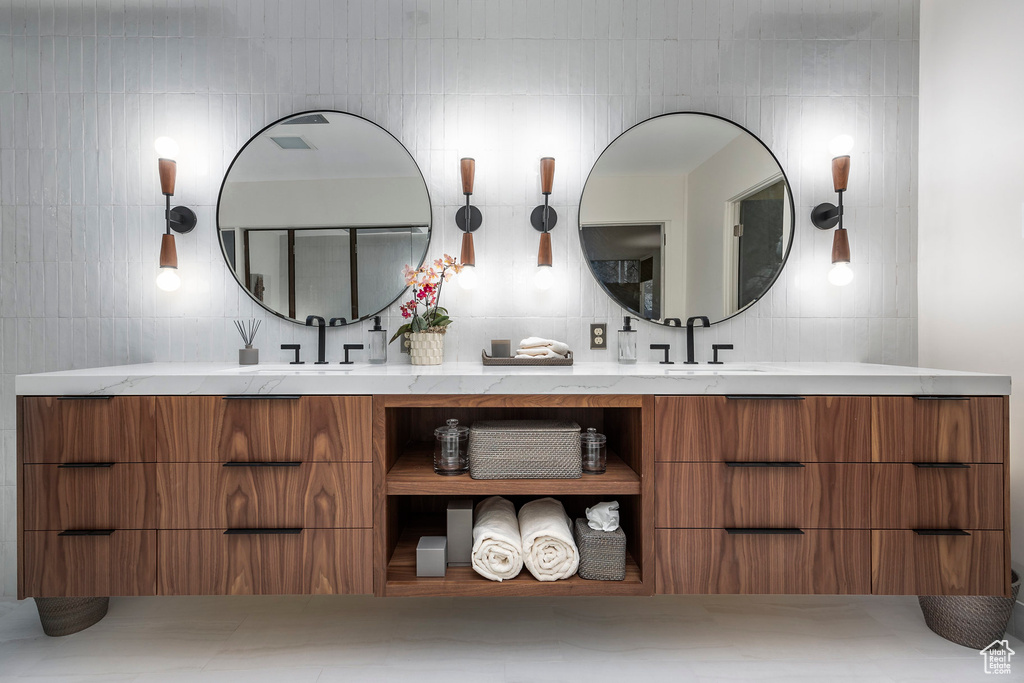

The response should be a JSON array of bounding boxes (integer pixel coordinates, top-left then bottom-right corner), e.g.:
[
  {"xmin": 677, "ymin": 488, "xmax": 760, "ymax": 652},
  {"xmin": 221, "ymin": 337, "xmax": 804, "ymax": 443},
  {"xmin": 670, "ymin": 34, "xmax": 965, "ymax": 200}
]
[
  {"xmin": 455, "ymin": 205, "xmax": 483, "ymax": 232},
  {"xmin": 530, "ymin": 205, "xmax": 558, "ymax": 232}
]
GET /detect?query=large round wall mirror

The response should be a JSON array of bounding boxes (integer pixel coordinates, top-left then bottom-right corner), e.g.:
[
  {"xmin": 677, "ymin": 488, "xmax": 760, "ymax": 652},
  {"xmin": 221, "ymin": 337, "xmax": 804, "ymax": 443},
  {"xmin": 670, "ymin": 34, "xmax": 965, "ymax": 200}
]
[
  {"xmin": 579, "ymin": 113, "xmax": 793, "ymax": 325},
  {"xmin": 217, "ymin": 111, "xmax": 431, "ymax": 325}
]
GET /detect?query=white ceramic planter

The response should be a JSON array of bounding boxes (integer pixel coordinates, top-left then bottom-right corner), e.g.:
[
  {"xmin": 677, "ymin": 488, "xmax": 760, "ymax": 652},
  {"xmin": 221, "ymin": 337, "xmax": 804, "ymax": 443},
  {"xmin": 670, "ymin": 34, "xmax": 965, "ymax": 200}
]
[{"xmin": 408, "ymin": 331, "xmax": 445, "ymax": 365}]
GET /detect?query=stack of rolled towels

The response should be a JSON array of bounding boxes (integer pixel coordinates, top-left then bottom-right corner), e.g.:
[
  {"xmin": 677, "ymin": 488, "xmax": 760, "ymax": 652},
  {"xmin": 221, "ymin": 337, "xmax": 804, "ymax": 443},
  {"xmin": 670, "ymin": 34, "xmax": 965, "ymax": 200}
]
[
  {"xmin": 471, "ymin": 496, "xmax": 580, "ymax": 582},
  {"xmin": 515, "ymin": 337, "xmax": 571, "ymax": 360}
]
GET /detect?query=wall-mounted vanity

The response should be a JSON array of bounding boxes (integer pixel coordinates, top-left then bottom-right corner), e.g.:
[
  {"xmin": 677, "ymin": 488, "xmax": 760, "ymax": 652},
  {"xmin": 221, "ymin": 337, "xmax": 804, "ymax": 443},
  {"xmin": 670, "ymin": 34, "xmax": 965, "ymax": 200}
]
[{"xmin": 14, "ymin": 363, "xmax": 1011, "ymax": 612}]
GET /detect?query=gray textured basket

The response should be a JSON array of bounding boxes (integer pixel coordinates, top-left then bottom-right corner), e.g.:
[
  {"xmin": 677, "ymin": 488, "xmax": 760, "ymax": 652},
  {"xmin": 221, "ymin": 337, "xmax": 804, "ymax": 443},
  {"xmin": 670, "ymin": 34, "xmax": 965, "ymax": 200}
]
[
  {"xmin": 918, "ymin": 571, "xmax": 1020, "ymax": 649},
  {"xmin": 34, "ymin": 597, "xmax": 109, "ymax": 636},
  {"xmin": 574, "ymin": 518, "xmax": 627, "ymax": 581},
  {"xmin": 468, "ymin": 420, "xmax": 581, "ymax": 479},
  {"xmin": 481, "ymin": 350, "xmax": 573, "ymax": 366}
]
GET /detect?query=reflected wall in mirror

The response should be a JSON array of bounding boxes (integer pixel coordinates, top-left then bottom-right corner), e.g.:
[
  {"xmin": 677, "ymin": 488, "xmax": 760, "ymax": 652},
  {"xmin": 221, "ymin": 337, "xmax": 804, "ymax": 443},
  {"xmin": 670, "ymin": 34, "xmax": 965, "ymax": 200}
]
[
  {"xmin": 579, "ymin": 113, "xmax": 793, "ymax": 325},
  {"xmin": 217, "ymin": 111, "xmax": 431, "ymax": 324}
]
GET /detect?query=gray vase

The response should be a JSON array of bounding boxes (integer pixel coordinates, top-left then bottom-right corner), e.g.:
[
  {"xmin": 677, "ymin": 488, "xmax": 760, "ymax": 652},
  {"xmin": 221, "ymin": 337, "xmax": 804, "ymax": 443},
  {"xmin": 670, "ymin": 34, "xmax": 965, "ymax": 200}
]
[{"xmin": 239, "ymin": 345, "xmax": 259, "ymax": 365}]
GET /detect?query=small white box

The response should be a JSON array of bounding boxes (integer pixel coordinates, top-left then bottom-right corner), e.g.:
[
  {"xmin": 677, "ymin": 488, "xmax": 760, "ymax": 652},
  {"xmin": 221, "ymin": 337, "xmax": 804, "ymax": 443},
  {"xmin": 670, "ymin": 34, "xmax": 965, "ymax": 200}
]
[
  {"xmin": 447, "ymin": 499, "xmax": 474, "ymax": 567},
  {"xmin": 416, "ymin": 536, "xmax": 448, "ymax": 577}
]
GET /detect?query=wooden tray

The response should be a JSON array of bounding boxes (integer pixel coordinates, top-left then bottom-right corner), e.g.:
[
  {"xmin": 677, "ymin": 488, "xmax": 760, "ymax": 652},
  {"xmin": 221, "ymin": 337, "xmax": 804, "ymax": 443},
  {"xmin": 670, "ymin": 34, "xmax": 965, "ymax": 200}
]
[{"xmin": 481, "ymin": 350, "xmax": 573, "ymax": 366}]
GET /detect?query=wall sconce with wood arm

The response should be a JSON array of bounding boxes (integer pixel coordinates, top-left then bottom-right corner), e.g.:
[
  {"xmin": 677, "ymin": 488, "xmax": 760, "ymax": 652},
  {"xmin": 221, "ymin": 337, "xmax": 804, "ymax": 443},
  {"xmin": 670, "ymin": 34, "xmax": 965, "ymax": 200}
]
[
  {"xmin": 155, "ymin": 137, "xmax": 197, "ymax": 292},
  {"xmin": 530, "ymin": 157, "xmax": 556, "ymax": 290},
  {"xmin": 811, "ymin": 134, "xmax": 854, "ymax": 286},
  {"xmin": 455, "ymin": 157, "xmax": 482, "ymax": 290}
]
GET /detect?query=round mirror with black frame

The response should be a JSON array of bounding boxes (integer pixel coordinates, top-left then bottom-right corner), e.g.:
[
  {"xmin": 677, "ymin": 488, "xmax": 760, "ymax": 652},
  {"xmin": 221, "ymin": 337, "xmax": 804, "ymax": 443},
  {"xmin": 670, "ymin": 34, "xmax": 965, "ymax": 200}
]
[
  {"xmin": 579, "ymin": 112, "xmax": 794, "ymax": 326},
  {"xmin": 216, "ymin": 110, "xmax": 432, "ymax": 325}
]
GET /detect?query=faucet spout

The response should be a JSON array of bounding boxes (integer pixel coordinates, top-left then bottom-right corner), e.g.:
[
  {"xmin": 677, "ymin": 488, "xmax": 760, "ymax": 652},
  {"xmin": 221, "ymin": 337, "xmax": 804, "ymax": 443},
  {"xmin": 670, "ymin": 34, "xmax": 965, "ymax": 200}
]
[
  {"xmin": 685, "ymin": 316, "xmax": 710, "ymax": 365},
  {"xmin": 305, "ymin": 315, "xmax": 328, "ymax": 364}
]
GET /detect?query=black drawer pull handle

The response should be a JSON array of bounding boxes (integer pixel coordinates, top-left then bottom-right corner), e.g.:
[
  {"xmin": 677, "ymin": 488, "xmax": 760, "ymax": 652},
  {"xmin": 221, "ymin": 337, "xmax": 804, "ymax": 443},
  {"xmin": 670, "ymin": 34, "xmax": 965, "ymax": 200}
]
[
  {"xmin": 222, "ymin": 461, "xmax": 302, "ymax": 468},
  {"xmin": 913, "ymin": 462, "xmax": 971, "ymax": 469},
  {"xmin": 224, "ymin": 528, "xmax": 303, "ymax": 535},
  {"xmin": 58, "ymin": 462, "xmax": 115, "ymax": 469},
  {"xmin": 725, "ymin": 395, "xmax": 805, "ymax": 401},
  {"xmin": 726, "ymin": 528, "xmax": 804, "ymax": 535},
  {"xmin": 914, "ymin": 396, "xmax": 970, "ymax": 401},
  {"xmin": 222, "ymin": 395, "xmax": 301, "ymax": 400},
  {"xmin": 59, "ymin": 529, "xmax": 115, "ymax": 536},
  {"xmin": 58, "ymin": 395, "xmax": 113, "ymax": 400},
  {"xmin": 725, "ymin": 461, "xmax": 805, "ymax": 468},
  {"xmin": 914, "ymin": 529, "xmax": 970, "ymax": 536}
]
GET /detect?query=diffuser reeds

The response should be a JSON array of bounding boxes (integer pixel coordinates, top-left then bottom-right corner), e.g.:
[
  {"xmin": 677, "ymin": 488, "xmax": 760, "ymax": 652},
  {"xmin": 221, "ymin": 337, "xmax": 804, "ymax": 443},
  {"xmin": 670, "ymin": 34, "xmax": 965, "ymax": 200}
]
[{"xmin": 234, "ymin": 318, "xmax": 261, "ymax": 347}]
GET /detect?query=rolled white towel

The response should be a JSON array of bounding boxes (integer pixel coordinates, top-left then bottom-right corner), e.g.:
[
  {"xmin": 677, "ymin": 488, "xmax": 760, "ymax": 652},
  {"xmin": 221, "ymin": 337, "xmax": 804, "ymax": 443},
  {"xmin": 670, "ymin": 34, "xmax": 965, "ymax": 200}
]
[
  {"xmin": 471, "ymin": 496, "xmax": 524, "ymax": 582},
  {"xmin": 518, "ymin": 497, "xmax": 579, "ymax": 581},
  {"xmin": 518, "ymin": 337, "xmax": 571, "ymax": 356}
]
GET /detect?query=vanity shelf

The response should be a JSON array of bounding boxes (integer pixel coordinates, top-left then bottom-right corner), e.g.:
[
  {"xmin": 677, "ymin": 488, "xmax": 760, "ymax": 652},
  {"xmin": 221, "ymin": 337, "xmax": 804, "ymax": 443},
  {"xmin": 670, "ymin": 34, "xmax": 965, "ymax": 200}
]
[
  {"xmin": 384, "ymin": 525, "xmax": 645, "ymax": 597},
  {"xmin": 373, "ymin": 394, "xmax": 655, "ymax": 597},
  {"xmin": 386, "ymin": 443, "xmax": 640, "ymax": 495}
]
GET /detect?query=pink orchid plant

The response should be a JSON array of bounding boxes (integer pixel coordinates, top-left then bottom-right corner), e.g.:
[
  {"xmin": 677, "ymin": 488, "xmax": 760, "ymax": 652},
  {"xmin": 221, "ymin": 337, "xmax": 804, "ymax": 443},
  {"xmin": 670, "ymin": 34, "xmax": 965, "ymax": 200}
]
[{"xmin": 390, "ymin": 254, "xmax": 464, "ymax": 344}]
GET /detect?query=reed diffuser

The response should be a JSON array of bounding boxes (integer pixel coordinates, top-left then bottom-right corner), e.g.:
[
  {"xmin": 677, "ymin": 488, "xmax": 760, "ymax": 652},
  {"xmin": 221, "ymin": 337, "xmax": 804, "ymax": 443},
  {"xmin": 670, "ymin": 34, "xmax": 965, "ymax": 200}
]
[{"xmin": 235, "ymin": 318, "xmax": 261, "ymax": 365}]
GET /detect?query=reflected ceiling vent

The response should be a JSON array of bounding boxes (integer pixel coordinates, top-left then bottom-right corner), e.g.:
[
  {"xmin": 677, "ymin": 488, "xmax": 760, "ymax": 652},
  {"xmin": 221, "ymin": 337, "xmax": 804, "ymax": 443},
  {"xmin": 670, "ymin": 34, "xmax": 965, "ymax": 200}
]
[
  {"xmin": 282, "ymin": 113, "xmax": 330, "ymax": 125},
  {"xmin": 270, "ymin": 136, "xmax": 314, "ymax": 150}
]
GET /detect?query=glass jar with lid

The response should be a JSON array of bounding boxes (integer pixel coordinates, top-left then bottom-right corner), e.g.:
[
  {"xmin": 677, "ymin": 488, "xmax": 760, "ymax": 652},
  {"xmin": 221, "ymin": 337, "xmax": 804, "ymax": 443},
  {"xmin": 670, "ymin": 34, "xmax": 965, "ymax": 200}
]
[
  {"xmin": 581, "ymin": 427, "xmax": 607, "ymax": 474},
  {"xmin": 434, "ymin": 418, "xmax": 469, "ymax": 475}
]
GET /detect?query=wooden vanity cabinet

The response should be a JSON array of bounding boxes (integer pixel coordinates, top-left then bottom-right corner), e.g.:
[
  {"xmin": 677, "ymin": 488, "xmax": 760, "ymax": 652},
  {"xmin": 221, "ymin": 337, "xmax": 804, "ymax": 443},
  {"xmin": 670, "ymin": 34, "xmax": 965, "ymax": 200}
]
[
  {"xmin": 655, "ymin": 394, "xmax": 1010, "ymax": 597},
  {"xmin": 18, "ymin": 395, "xmax": 373, "ymax": 599}
]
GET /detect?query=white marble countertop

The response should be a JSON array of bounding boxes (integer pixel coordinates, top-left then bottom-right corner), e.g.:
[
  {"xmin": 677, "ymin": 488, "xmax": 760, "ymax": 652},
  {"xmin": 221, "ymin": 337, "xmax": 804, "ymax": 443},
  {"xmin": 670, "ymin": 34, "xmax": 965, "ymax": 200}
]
[{"xmin": 13, "ymin": 361, "xmax": 1011, "ymax": 396}]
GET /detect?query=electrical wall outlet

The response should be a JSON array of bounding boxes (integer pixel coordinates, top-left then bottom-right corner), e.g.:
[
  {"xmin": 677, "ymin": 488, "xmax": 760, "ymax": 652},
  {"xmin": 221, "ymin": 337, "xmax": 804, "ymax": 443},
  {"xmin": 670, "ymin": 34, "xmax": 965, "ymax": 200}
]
[{"xmin": 590, "ymin": 323, "xmax": 607, "ymax": 350}]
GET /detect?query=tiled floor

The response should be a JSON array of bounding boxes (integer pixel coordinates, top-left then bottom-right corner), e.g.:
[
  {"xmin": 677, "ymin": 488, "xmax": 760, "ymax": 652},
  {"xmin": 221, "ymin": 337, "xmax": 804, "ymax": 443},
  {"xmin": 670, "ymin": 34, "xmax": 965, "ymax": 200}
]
[{"xmin": 0, "ymin": 594, "xmax": 1019, "ymax": 682}]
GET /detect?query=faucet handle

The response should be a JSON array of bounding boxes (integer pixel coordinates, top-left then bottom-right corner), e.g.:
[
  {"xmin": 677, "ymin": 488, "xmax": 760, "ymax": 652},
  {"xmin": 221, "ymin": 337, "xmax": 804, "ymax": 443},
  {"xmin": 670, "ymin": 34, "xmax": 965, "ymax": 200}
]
[
  {"xmin": 650, "ymin": 343, "xmax": 673, "ymax": 365},
  {"xmin": 709, "ymin": 343, "xmax": 734, "ymax": 365},
  {"xmin": 340, "ymin": 343, "xmax": 364, "ymax": 365},
  {"xmin": 281, "ymin": 344, "xmax": 303, "ymax": 365},
  {"xmin": 329, "ymin": 317, "xmax": 347, "ymax": 327}
]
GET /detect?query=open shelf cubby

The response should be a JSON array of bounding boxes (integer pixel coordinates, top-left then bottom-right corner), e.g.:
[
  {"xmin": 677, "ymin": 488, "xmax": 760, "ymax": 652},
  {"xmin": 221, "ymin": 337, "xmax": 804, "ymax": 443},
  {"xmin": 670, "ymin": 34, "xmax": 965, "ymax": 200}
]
[{"xmin": 372, "ymin": 395, "xmax": 654, "ymax": 597}]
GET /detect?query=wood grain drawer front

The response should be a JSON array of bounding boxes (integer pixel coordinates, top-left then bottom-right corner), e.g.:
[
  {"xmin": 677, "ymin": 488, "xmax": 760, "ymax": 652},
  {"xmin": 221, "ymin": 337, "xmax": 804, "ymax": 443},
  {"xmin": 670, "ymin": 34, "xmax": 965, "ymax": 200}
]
[
  {"xmin": 655, "ymin": 396, "xmax": 870, "ymax": 462},
  {"xmin": 655, "ymin": 463, "xmax": 870, "ymax": 529},
  {"xmin": 155, "ymin": 396, "xmax": 371, "ymax": 462},
  {"xmin": 872, "ymin": 397, "xmax": 1004, "ymax": 463},
  {"xmin": 156, "ymin": 462, "xmax": 372, "ymax": 529},
  {"xmin": 871, "ymin": 530, "xmax": 1005, "ymax": 596},
  {"xmin": 22, "ymin": 530, "xmax": 157, "ymax": 597},
  {"xmin": 656, "ymin": 529, "xmax": 870, "ymax": 594},
  {"xmin": 157, "ymin": 529, "xmax": 372, "ymax": 595},
  {"xmin": 23, "ymin": 463, "xmax": 157, "ymax": 531},
  {"xmin": 21, "ymin": 396, "xmax": 156, "ymax": 463},
  {"xmin": 871, "ymin": 464, "xmax": 1003, "ymax": 530}
]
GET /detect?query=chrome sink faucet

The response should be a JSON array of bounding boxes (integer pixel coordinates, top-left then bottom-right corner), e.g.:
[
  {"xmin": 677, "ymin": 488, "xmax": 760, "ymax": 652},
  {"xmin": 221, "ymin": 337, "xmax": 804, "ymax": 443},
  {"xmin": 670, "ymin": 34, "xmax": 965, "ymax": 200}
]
[
  {"xmin": 305, "ymin": 315, "xmax": 328, "ymax": 364},
  {"xmin": 685, "ymin": 316, "xmax": 710, "ymax": 365}
]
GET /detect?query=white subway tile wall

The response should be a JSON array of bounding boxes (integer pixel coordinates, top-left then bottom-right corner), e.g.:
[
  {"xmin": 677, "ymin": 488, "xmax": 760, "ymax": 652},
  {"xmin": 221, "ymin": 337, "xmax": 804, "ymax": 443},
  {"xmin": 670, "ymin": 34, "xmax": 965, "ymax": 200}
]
[{"xmin": 0, "ymin": 0, "xmax": 919, "ymax": 595}]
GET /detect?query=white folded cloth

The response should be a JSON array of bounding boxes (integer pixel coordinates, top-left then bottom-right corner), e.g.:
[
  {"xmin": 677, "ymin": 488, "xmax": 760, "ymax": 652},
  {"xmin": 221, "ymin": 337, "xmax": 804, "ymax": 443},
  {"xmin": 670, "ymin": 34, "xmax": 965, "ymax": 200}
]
[
  {"xmin": 586, "ymin": 501, "xmax": 620, "ymax": 531},
  {"xmin": 518, "ymin": 497, "xmax": 580, "ymax": 581},
  {"xmin": 518, "ymin": 337, "xmax": 570, "ymax": 356},
  {"xmin": 471, "ymin": 496, "xmax": 524, "ymax": 582},
  {"xmin": 515, "ymin": 348, "xmax": 563, "ymax": 359}
]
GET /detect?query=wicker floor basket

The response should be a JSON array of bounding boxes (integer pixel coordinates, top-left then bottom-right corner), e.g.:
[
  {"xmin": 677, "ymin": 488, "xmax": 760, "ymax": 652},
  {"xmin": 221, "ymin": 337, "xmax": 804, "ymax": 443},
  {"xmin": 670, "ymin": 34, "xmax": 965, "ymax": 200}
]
[
  {"xmin": 574, "ymin": 518, "xmax": 627, "ymax": 581},
  {"xmin": 918, "ymin": 571, "xmax": 1021, "ymax": 649},
  {"xmin": 468, "ymin": 420, "xmax": 581, "ymax": 479},
  {"xmin": 34, "ymin": 597, "xmax": 109, "ymax": 637}
]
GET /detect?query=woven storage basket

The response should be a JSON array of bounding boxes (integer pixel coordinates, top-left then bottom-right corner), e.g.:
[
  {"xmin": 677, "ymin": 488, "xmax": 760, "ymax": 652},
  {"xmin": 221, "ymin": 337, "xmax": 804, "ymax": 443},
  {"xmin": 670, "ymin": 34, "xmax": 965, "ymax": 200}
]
[
  {"xmin": 918, "ymin": 571, "xmax": 1021, "ymax": 649},
  {"xmin": 468, "ymin": 420, "xmax": 581, "ymax": 479},
  {"xmin": 34, "ymin": 597, "xmax": 109, "ymax": 636},
  {"xmin": 574, "ymin": 518, "xmax": 627, "ymax": 581}
]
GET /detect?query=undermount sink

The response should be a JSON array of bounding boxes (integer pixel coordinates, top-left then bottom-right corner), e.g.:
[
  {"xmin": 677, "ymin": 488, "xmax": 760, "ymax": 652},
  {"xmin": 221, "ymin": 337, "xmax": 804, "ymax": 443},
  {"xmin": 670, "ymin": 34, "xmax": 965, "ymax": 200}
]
[
  {"xmin": 221, "ymin": 365, "xmax": 356, "ymax": 374},
  {"xmin": 662, "ymin": 365, "xmax": 773, "ymax": 373}
]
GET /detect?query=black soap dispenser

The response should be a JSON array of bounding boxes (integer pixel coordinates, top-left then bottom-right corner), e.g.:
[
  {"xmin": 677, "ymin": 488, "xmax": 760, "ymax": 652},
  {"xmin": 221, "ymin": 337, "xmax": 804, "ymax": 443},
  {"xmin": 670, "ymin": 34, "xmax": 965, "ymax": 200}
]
[
  {"xmin": 368, "ymin": 316, "xmax": 387, "ymax": 364},
  {"xmin": 618, "ymin": 316, "xmax": 637, "ymax": 364}
]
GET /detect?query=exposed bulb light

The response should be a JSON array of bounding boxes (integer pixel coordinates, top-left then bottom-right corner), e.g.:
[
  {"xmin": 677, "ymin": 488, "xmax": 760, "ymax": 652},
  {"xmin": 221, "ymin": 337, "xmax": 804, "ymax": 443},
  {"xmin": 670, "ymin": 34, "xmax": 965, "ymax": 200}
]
[
  {"xmin": 828, "ymin": 262, "xmax": 854, "ymax": 287},
  {"xmin": 156, "ymin": 266, "xmax": 181, "ymax": 291},
  {"xmin": 458, "ymin": 265, "xmax": 478, "ymax": 290},
  {"xmin": 154, "ymin": 136, "xmax": 180, "ymax": 158},
  {"xmin": 534, "ymin": 265, "xmax": 554, "ymax": 290},
  {"xmin": 828, "ymin": 134, "xmax": 854, "ymax": 157}
]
